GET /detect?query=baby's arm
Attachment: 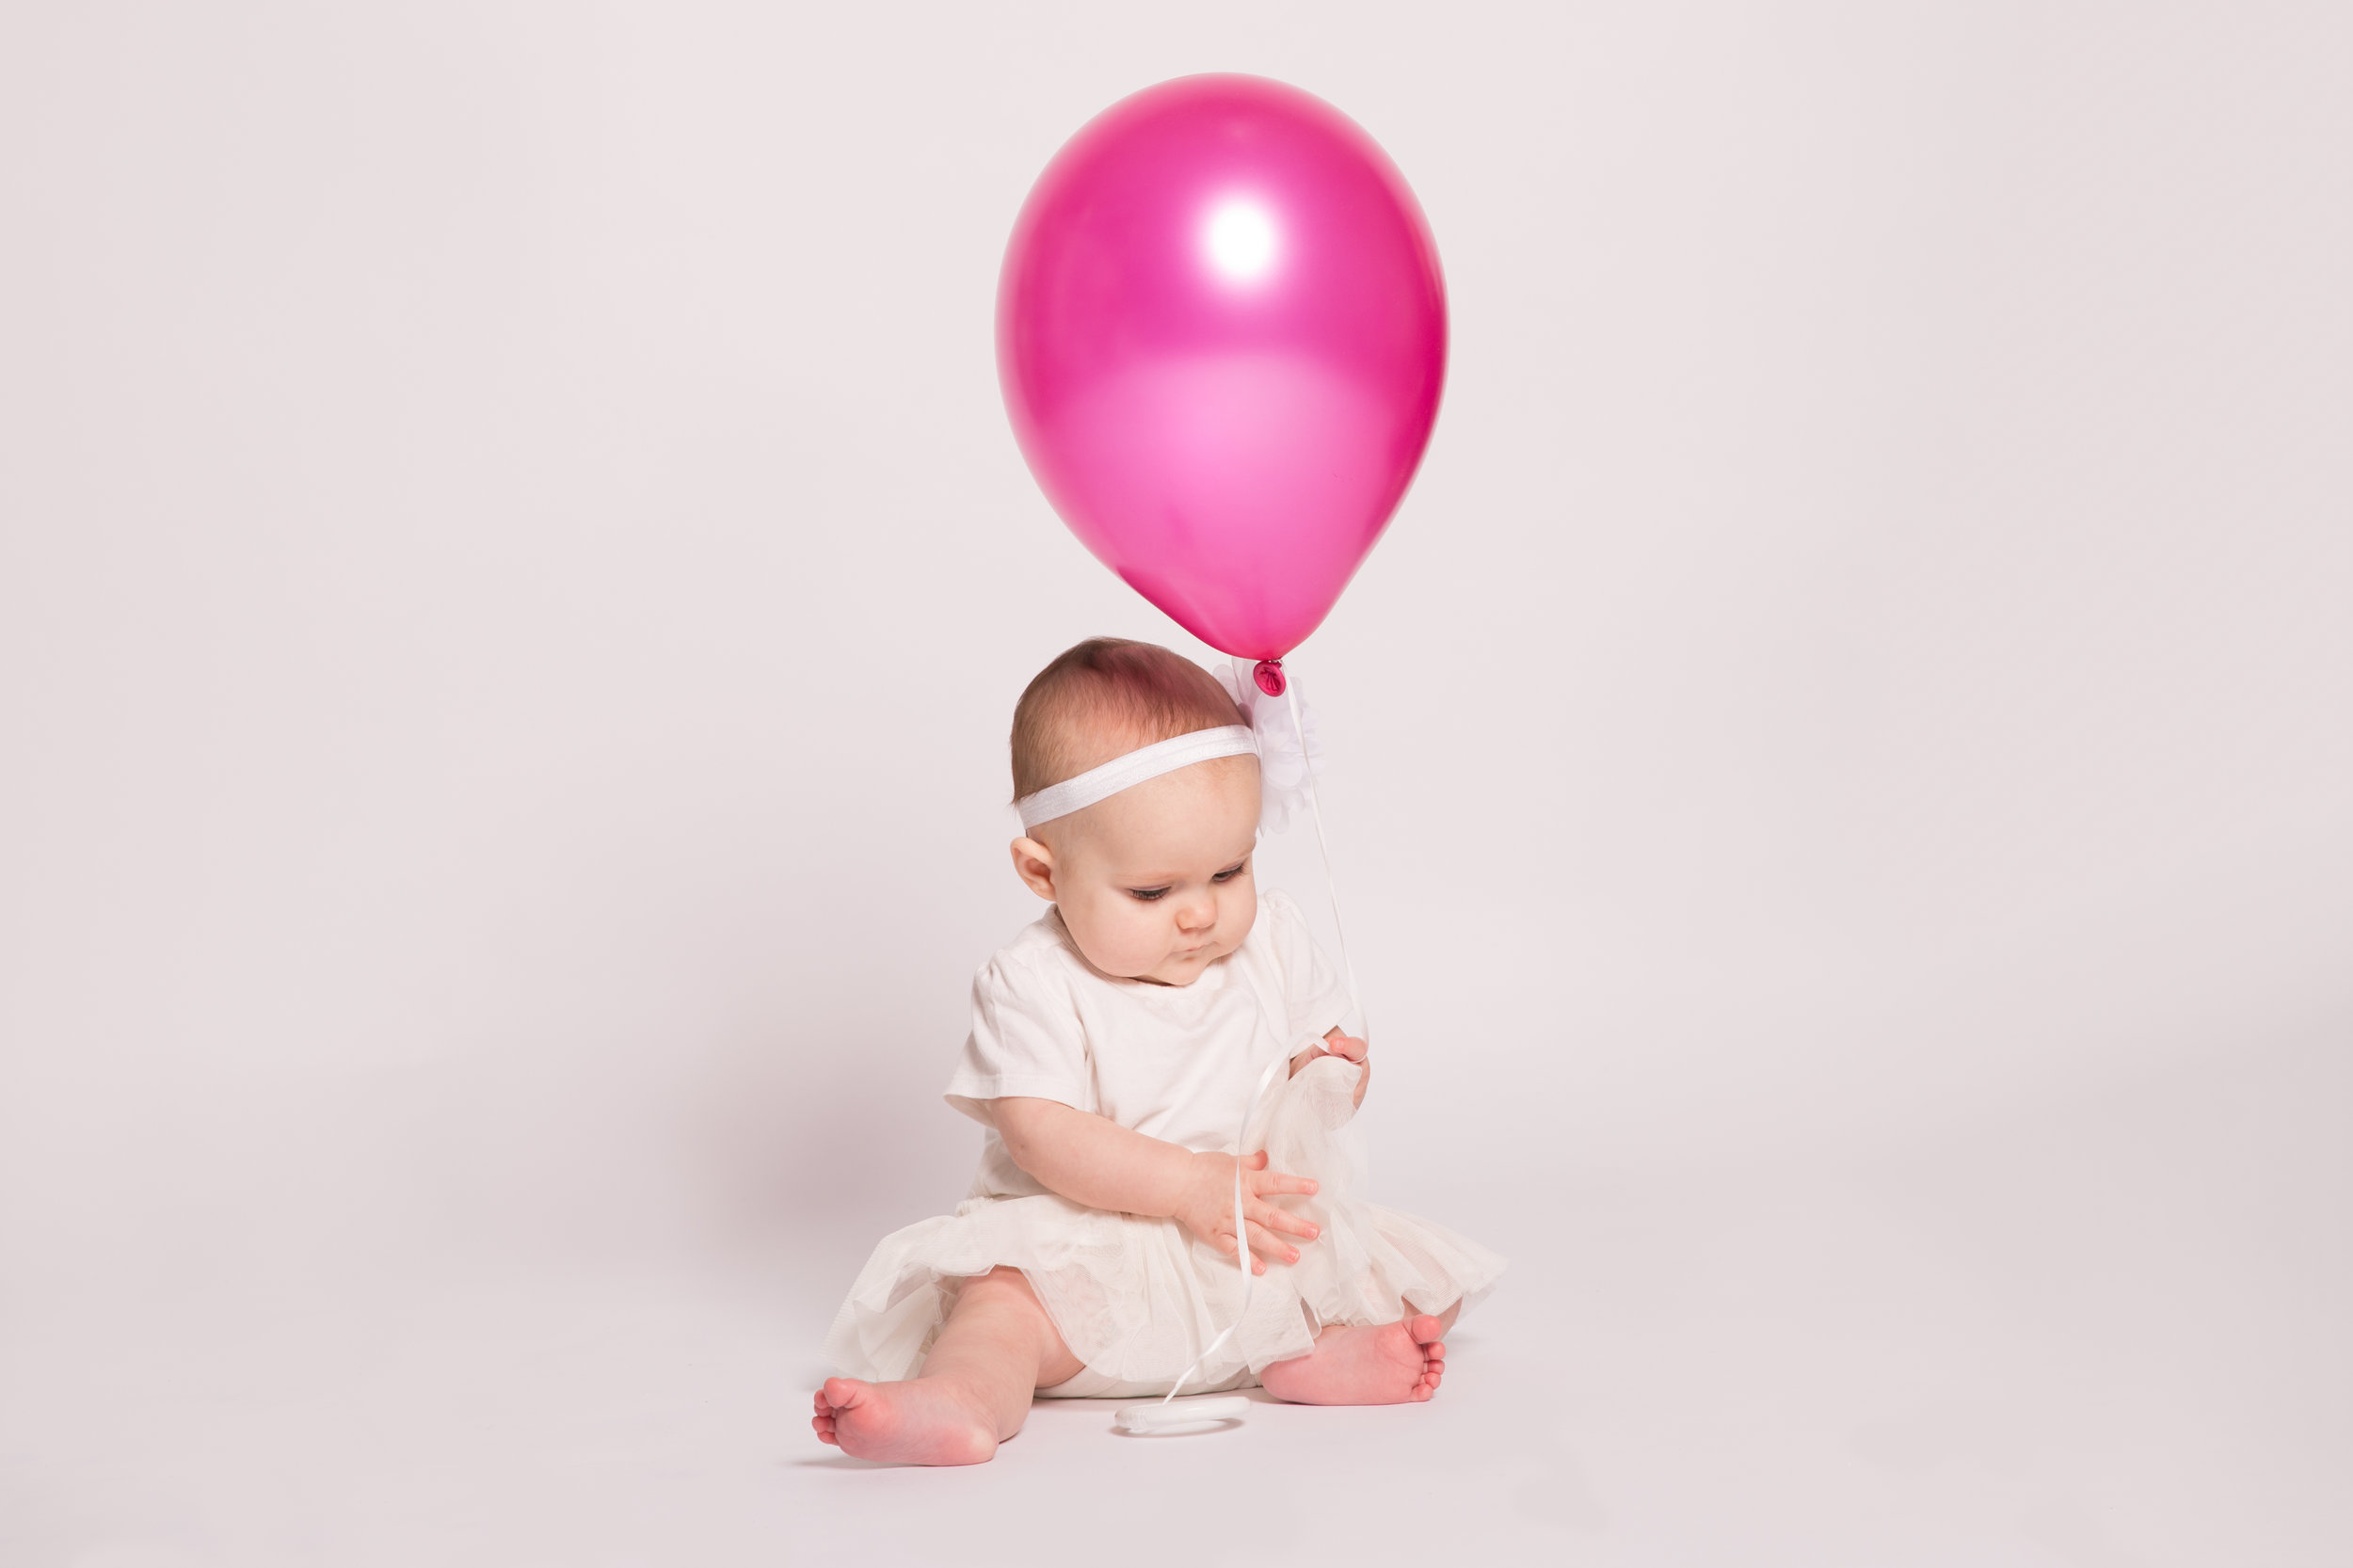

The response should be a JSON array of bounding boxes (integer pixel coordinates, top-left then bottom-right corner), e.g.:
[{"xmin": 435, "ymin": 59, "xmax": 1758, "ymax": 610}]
[
  {"xmin": 992, "ymin": 1097, "xmax": 1322, "ymax": 1273},
  {"xmin": 1289, "ymin": 1028, "xmax": 1371, "ymax": 1110}
]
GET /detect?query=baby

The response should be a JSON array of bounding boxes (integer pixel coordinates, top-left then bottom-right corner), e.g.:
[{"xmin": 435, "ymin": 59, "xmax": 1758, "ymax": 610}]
[{"xmin": 814, "ymin": 637, "xmax": 1503, "ymax": 1464}]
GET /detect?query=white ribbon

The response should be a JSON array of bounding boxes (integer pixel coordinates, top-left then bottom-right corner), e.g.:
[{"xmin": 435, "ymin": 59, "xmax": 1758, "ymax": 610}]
[
  {"xmin": 1119, "ymin": 667, "xmax": 1365, "ymax": 1432},
  {"xmin": 1213, "ymin": 663, "xmax": 1325, "ymax": 834}
]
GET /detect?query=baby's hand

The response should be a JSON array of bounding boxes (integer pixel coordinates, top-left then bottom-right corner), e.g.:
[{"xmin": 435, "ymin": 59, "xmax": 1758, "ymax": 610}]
[
  {"xmin": 1327, "ymin": 1033, "xmax": 1369, "ymax": 1110},
  {"xmin": 1175, "ymin": 1150, "xmax": 1321, "ymax": 1274},
  {"xmin": 1294, "ymin": 1032, "xmax": 1371, "ymax": 1111}
]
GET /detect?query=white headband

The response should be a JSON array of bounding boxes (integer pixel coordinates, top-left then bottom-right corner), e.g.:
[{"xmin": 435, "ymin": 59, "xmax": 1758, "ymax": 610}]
[{"xmin": 1015, "ymin": 726, "xmax": 1258, "ymax": 830}]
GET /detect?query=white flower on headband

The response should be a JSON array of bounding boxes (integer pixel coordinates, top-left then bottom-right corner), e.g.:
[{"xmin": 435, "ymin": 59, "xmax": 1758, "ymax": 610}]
[{"xmin": 1215, "ymin": 660, "xmax": 1325, "ymax": 833}]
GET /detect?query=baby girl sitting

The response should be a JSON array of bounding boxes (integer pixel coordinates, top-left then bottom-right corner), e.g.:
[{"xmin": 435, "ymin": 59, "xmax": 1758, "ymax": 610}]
[{"xmin": 814, "ymin": 637, "xmax": 1503, "ymax": 1464}]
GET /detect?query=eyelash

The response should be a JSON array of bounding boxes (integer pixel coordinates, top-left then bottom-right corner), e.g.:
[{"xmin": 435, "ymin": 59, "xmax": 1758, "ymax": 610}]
[{"xmin": 1128, "ymin": 863, "xmax": 1247, "ymax": 902}]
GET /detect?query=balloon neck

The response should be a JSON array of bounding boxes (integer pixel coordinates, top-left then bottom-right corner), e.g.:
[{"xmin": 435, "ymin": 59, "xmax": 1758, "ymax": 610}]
[{"xmin": 1252, "ymin": 660, "xmax": 1287, "ymax": 697}]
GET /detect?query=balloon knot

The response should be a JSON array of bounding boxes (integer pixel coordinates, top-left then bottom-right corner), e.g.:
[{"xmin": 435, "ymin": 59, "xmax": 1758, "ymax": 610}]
[{"xmin": 1252, "ymin": 660, "xmax": 1287, "ymax": 696}]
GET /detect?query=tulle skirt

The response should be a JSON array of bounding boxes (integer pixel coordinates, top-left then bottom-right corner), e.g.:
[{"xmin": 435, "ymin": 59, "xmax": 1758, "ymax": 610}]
[{"xmin": 824, "ymin": 1055, "xmax": 1507, "ymax": 1396}]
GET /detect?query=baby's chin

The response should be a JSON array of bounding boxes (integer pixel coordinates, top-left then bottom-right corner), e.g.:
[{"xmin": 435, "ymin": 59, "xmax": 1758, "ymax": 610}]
[{"xmin": 1138, "ymin": 943, "xmax": 1226, "ymax": 985}]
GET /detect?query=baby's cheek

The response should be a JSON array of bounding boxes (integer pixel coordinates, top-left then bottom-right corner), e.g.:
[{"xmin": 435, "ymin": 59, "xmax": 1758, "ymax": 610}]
[
  {"xmin": 1092, "ymin": 896, "xmax": 1162, "ymax": 972},
  {"xmin": 1222, "ymin": 886, "xmax": 1257, "ymax": 949},
  {"xmin": 1066, "ymin": 892, "xmax": 1129, "ymax": 971}
]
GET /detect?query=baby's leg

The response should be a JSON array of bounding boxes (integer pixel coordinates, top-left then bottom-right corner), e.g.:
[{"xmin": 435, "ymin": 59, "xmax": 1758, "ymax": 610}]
[
  {"xmin": 1258, "ymin": 1299, "xmax": 1462, "ymax": 1407},
  {"xmin": 813, "ymin": 1266, "xmax": 1082, "ymax": 1464}
]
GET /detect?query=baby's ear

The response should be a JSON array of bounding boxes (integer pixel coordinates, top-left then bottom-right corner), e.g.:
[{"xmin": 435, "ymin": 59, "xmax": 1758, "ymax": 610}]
[{"xmin": 1009, "ymin": 836, "xmax": 1058, "ymax": 901}]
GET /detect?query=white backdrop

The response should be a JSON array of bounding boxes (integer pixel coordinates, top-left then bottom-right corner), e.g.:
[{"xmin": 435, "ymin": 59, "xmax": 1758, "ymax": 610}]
[{"xmin": 4, "ymin": 4, "xmax": 2348, "ymax": 1565}]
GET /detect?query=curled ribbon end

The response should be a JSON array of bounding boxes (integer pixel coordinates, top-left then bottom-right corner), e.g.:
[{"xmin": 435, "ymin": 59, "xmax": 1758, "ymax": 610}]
[{"xmin": 1252, "ymin": 659, "xmax": 1287, "ymax": 697}]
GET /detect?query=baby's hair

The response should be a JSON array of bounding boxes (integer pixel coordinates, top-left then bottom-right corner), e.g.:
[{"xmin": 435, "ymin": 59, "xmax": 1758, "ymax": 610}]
[{"xmin": 1011, "ymin": 637, "xmax": 1246, "ymax": 801}]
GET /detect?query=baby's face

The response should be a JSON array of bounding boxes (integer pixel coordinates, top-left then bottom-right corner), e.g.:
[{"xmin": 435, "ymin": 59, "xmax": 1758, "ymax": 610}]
[{"xmin": 1012, "ymin": 755, "xmax": 1261, "ymax": 986}]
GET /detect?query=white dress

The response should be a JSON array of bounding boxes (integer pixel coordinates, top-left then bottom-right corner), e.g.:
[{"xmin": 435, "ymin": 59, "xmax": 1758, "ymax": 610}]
[{"xmin": 824, "ymin": 890, "xmax": 1506, "ymax": 1399}]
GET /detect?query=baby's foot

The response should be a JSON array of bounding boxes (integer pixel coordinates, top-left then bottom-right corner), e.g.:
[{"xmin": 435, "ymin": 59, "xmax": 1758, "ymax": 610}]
[
  {"xmin": 1259, "ymin": 1314, "xmax": 1447, "ymax": 1405},
  {"xmin": 811, "ymin": 1377, "xmax": 998, "ymax": 1464}
]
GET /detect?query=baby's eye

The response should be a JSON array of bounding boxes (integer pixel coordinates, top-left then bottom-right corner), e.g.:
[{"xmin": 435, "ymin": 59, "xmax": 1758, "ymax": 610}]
[
  {"xmin": 1127, "ymin": 887, "xmax": 1170, "ymax": 902},
  {"xmin": 1211, "ymin": 861, "xmax": 1248, "ymax": 883}
]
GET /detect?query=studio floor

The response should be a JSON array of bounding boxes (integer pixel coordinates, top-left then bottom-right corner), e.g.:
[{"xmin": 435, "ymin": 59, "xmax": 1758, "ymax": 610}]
[{"xmin": 8, "ymin": 1032, "xmax": 2346, "ymax": 1568}]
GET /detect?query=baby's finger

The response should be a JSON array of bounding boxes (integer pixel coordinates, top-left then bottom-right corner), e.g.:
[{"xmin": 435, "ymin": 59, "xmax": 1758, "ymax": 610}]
[
  {"xmin": 1243, "ymin": 1149, "xmax": 1270, "ymax": 1171},
  {"xmin": 1251, "ymin": 1167, "xmax": 1320, "ymax": 1198},
  {"xmin": 1249, "ymin": 1199, "xmax": 1320, "ymax": 1241},
  {"xmin": 1326, "ymin": 1034, "xmax": 1369, "ymax": 1063},
  {"xmin": 1243, "ymin": 1219, "xmax": 1299, "ymax": 1267},
  {"xmin": 1211, "ymin": 1227, "xmax": 1268, "ymax": 1273}
]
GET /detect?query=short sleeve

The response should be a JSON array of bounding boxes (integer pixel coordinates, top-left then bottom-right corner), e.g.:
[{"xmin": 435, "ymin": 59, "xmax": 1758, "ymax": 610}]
[
  {"xmin": 943, "ymin": 951, "xmax": 1093, "ymax": 1127},
  {"xmin": 1261, "ymin": 890, "xmax": 1352, "ymax": 1046}
]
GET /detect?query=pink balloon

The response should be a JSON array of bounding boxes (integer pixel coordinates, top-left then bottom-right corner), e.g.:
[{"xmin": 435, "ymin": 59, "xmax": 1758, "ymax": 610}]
[{"xmin": 998, "ymin": 74, "xmax": 1447, "ymax": 664}]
